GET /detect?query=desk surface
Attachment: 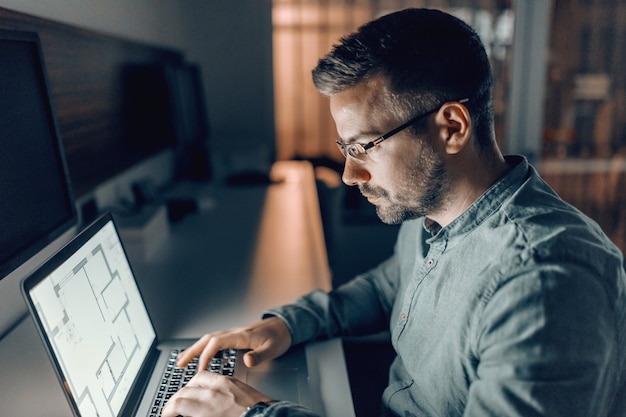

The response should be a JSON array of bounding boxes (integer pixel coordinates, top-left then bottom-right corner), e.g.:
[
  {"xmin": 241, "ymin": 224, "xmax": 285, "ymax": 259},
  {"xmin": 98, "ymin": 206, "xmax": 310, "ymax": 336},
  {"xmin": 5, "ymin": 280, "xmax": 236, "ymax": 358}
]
[
  {"xmin": 134, "ymin": 160, "xmax": 332, "ymax": 338},
  {"xmin": 0, "ymin": 161, "xmax": 355, "ymax": 417}
]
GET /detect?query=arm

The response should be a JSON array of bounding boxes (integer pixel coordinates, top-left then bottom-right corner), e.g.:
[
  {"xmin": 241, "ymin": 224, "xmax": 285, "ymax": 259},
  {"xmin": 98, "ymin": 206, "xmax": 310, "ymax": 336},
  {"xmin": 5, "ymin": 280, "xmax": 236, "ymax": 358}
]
[
  {"xmin": 178, "ymin": 219, "xmax": 414, "ymax": 366},
  {"xmin": 169, "ymin": 318, "xmax": 320, "ymax": 417},
  {"xmin": 465, "ymin": 262, "xmax": 621, "ymax": 417},
  {"xmin": 168, "ymin": 267, "xmax": 398, "ymax": 417},
  {"xmin": 176, "ymin": 257, "xmax": 399, "ymax": 369},
  {"xmin": 167, "ymin": 250, "xmax": 402, "ymax": 417},
  {"xmin": 266, "ymin": 253, "xmax": 401, "ymax": 345},
  {"xmin": 267, "ymin": 219, "xmax": 420, "ymax": 344},
  {"xmin": 169, "ymin": 221, "xmax": 413, "ymax": 416}
]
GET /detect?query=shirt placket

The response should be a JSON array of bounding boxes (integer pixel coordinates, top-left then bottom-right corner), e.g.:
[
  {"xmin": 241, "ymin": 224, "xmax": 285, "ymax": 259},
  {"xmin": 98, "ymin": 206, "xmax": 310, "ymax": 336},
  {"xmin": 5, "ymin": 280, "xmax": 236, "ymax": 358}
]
[{"xmin": 392, "ymin": 238, "xmax": 446, "ymax": 342}]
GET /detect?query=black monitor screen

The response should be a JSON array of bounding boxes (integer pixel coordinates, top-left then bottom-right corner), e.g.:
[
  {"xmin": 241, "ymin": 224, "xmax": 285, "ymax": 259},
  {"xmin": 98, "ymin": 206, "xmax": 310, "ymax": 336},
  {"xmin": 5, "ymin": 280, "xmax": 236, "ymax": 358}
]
[{"xmin": 0, "ymin": 30, "xmax": 77, "ymax": 281}]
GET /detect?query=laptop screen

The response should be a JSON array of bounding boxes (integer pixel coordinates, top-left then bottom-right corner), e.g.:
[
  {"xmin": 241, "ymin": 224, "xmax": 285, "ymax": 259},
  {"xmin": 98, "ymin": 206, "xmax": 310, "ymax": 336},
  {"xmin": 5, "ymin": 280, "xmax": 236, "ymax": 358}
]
[{"xmin": 25, "ymin": 216, "xmax": 156, "ymax": 417}]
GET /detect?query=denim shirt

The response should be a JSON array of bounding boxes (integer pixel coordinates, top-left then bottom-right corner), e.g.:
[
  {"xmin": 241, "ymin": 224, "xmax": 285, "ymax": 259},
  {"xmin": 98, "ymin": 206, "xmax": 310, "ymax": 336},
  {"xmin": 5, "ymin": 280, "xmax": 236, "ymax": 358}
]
[{"xmin": 265, "ymin": 156, "xmax": 626, "ymax": 417}]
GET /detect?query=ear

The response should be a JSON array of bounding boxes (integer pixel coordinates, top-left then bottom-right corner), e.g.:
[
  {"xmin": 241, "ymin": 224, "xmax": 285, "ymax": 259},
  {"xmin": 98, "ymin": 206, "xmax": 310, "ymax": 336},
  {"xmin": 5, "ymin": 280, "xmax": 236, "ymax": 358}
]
[{"xmin": 434, "ymin": 101, "xmax": 471, "ymax": 155}]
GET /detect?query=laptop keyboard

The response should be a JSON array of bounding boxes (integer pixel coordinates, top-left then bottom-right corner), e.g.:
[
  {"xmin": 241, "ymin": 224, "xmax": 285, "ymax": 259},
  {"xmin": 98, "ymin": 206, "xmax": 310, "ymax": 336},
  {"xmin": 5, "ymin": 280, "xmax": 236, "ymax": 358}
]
[{"xmin": 149, "ymin": 348, "xmax": 238, "ymax": 417}]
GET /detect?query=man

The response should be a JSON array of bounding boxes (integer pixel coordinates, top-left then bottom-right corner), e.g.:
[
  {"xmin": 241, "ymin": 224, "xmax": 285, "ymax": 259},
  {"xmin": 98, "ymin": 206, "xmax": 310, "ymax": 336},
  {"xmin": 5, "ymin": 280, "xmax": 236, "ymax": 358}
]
[{"xmin": 164, "ymin": 8, "xmax": 626, "ymax": 417}]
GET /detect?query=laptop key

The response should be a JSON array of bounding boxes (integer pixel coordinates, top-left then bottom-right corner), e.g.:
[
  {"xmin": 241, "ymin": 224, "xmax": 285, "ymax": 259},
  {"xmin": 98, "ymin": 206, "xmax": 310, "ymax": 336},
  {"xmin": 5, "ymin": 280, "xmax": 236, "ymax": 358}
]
[{"xmin": 150, "ymin": 348, "xmax": 239, "ymax": 416}]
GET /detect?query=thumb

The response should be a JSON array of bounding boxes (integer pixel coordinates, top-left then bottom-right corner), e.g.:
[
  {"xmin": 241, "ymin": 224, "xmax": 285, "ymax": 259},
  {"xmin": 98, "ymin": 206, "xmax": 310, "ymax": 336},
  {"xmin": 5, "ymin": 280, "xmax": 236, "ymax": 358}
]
[
  {"xmin": 243, "ymin": 350, "xmax": 261, "ymax": 367},
  {"xmin": 241, "ymin": 317, "xmax": 292, "ymax": 368},
  {"xmin": 243, "ymin": 347, "xmax": 277, "ymax": 367},
  {"xmin": 243, "ymin": 340, "xmax": 289, "ymax": 368}
]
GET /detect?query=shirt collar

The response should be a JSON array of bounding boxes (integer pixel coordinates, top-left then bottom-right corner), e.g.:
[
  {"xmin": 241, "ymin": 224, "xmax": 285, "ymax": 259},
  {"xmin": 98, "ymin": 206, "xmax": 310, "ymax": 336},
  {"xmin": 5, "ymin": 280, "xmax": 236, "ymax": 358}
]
[{"xmin": 424, "ymin": 155, "xmax": 529, "ymax": 241}]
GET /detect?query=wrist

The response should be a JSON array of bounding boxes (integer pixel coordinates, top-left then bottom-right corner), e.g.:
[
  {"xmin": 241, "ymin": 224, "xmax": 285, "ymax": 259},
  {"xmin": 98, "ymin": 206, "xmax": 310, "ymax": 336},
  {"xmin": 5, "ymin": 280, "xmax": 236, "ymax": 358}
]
[{"xmin": 241, "ymin": 400, "xmax": 280, "ymax": 417}]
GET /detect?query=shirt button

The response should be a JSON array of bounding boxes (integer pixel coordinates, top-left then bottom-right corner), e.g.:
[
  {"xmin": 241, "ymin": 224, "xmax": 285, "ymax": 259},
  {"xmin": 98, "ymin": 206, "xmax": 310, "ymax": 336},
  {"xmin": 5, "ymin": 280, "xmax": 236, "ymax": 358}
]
[
  {"xmin": 401, "ymin": 313, "xmax": 408, "ymax": 322},
  {"xmin": 426, "ymin": 258, "xmax": 436, "ymax": 268}
]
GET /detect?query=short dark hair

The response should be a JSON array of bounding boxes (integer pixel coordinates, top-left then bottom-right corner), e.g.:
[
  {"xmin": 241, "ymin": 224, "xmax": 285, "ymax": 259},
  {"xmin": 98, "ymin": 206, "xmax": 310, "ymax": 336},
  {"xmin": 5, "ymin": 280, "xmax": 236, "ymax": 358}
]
[{"xmin": 312, "ymin": 8, "xmax": 495, "ymax": 148}]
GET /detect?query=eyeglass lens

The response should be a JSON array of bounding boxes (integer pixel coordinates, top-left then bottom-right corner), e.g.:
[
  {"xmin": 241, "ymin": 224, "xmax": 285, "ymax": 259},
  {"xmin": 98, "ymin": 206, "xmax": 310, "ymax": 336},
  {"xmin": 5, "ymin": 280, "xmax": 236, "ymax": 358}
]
[{"xmin": 336, "ymin": 141, "xmax": 367, "ymax": 160}]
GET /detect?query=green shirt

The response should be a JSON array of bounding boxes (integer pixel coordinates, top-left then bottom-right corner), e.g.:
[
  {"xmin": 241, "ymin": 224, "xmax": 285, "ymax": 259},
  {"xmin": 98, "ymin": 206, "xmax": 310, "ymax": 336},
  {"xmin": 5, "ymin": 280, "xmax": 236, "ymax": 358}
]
[{"xmin": 267, "ymin": 156, "xmax": 626, "ymax": 417}]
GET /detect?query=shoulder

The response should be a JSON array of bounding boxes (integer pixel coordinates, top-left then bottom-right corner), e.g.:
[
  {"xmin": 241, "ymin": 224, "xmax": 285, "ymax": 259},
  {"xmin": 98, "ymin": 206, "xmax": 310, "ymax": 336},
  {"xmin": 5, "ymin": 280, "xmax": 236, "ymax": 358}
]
[
  {"xmin": 501, "ymin": 167, "xmax": 622, "ymax": 269},
  {"xmin": 469, "ymin": 166, "xmax": 624, "ymax": 313}
]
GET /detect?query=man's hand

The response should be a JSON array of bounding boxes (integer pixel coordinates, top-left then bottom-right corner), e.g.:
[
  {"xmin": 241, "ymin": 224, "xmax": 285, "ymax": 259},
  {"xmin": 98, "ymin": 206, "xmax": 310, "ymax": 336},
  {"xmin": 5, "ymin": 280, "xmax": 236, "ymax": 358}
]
[
  {"xmin": 176, "ymin": 316, "xmax": 292, "ymax": 371},
  {"xmin": 161, "ymin": 371, "xmax": 272, "ymax": 417}
]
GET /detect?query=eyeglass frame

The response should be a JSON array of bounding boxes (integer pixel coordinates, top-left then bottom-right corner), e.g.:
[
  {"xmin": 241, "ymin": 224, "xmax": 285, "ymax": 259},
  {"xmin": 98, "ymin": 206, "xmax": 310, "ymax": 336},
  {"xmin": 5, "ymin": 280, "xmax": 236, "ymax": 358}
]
[{"xmin": 335, "ymin": 98, "xmax": 470, "ymax": 161}]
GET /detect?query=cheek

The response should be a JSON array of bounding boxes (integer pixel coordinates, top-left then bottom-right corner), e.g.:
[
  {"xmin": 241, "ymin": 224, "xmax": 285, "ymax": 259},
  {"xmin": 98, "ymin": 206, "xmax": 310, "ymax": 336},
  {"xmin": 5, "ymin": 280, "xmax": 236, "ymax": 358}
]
[
  {"xmin": 369, "ymin": 139, "xmax": 428, "ymax": 193},
  {"xmin": 387, "ymin": 145, "xmax": 421, "ymax": 179},
  {"xmin": 370, "ymin": 159, "xmax": 401, "ymax": 188},
  {"xmin": 369, "ymin": 156, "xmax": 416, "ymax": 199}
]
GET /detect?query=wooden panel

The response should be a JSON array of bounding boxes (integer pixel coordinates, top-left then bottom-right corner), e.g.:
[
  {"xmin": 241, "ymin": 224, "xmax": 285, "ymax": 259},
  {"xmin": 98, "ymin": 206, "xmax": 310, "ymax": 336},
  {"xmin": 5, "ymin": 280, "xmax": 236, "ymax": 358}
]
[
  {"xmin": 540, "ymin": 158, "xmax": 626, "ymax": 253},
  {"xmin": 0, "ymin": 7, "xmax": 183, "ymax": 196}
]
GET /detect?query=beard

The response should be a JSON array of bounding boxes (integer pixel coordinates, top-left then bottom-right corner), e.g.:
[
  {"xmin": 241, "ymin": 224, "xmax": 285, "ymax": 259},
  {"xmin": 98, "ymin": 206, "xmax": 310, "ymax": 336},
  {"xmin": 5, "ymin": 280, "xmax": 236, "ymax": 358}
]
[{"xmin": 360, "ymin": 143, "xmax": 451, "ymax": 225}]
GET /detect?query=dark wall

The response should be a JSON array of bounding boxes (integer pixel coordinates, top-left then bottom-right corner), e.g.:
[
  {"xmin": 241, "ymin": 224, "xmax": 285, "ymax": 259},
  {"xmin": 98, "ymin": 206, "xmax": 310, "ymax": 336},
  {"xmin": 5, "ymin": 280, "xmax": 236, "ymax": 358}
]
[{"xmin": 0, "ymin": 7, "xmax": 184, "ymax": 197}]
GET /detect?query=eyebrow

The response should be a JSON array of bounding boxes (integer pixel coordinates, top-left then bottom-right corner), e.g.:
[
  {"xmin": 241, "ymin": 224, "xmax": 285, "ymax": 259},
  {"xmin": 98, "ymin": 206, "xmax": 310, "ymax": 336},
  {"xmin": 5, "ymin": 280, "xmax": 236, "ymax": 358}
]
[{"xmin": 337, "ymin": 131, "xmax": 382, "ymax": 145}]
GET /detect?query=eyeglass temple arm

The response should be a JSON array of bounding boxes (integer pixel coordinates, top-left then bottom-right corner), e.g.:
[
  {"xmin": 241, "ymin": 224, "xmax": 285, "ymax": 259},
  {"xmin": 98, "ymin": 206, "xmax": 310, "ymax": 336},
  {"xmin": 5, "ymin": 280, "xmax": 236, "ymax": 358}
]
[{"xmin": 366, "ymin": 98, "xmax": 470, "ymax": 149}]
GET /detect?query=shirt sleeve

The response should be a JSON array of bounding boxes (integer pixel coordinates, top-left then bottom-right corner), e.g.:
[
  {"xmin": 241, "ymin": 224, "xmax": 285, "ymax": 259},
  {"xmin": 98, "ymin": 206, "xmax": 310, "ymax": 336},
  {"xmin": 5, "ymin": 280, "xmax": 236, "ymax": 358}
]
[
  {"xmin": 264, "ymin": 229, "xmax": 406, "ymax": 345},
  {"xmin": 464, "ymin": 261, "xmax": 621, "ymax": 417},
  {"xmin": 263, "ymin": 401, "xmax": 321, "ymax": 417}
]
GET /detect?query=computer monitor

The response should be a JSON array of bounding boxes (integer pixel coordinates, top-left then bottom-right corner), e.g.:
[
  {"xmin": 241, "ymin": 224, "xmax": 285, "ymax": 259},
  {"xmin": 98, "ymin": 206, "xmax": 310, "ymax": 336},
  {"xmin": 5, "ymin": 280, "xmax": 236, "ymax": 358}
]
[
  {"xmin": 123, "ymin": 62, "xmax": 211, "ymax": 182},
  {"xmin": 0, "ymin": 29, "xmax": 77, "ymax": 281},
  {"xmin": 170, "ymin": 63, "xmax": 211, "ymax": 181}
]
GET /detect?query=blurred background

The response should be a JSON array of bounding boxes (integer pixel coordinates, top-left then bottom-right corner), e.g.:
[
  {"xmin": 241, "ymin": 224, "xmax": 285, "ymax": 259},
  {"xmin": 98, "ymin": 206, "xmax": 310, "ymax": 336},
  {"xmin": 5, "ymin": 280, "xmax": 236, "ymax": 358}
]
[{"xmin": 273, "ymin": 0, "xmax": 625, "ymax": 264}]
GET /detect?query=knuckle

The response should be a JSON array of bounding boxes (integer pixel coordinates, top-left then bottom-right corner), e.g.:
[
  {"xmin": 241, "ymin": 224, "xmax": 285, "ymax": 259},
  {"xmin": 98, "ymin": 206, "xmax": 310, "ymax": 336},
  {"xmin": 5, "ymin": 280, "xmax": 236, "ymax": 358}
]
[{"xmin": 168, "ymin": 393, "xmax": 186, "ymax": 407}]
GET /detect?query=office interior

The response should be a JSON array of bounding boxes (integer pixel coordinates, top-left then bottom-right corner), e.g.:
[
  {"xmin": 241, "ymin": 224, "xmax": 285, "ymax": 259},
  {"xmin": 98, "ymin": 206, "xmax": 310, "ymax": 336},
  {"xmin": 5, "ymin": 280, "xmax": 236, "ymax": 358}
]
[{"xmin": 0, "ymin": 1, "xmax": 624, "ymax": 417}]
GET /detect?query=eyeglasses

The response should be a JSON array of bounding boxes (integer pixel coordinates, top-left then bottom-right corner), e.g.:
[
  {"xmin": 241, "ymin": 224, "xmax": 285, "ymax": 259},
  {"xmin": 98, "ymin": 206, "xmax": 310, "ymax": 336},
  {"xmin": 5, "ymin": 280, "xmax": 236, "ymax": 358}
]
[{"xmin": 335, "ymin": 98, "xmax": 469, "ymax": 162}]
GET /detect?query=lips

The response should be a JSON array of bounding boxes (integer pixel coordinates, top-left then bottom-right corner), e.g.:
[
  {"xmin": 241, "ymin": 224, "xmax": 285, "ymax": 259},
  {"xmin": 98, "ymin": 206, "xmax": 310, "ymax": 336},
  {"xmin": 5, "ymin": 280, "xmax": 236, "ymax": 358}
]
[
  {"xmin": 365, "ymin": 194, "xmax": 380, "ymax": 204},
  {"xmin": 360, "ymin": 185, "xmax": 384, "ymax": 205}
]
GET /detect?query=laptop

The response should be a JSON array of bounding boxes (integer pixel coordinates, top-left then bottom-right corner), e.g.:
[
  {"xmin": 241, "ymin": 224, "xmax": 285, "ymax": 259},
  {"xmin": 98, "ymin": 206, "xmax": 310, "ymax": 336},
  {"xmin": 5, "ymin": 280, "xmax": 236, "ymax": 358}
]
[{"xmin": 21, "ymin": 212, "xmax": 315, "ymax": 417}]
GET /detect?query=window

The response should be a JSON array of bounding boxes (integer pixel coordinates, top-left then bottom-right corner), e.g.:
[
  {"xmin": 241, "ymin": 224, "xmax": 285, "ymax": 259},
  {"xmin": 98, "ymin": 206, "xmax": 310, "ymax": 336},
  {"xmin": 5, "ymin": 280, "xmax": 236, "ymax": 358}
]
[
  {"xmin": 540, "ymin": 0, "xmax": 626, "ymax": 252},
  {"xmin": 272, "ymin": 0, "xmax": 515, "ymax": 161}
]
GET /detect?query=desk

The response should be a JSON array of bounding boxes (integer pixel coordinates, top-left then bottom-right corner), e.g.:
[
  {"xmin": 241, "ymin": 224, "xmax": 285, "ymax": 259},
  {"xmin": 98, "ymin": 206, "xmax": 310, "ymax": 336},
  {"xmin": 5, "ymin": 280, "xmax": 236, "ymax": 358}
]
[{"xmin": 0, "ymin": 161, "xmax": 355, "ymax": 417}]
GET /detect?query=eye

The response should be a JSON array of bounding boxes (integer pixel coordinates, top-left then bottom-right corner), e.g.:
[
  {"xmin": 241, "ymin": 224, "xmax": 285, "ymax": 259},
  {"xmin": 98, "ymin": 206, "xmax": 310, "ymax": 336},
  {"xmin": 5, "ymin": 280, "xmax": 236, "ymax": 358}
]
[{"xmin": 346, "ymin": 145, "xmax": 361, "ymax": 158}]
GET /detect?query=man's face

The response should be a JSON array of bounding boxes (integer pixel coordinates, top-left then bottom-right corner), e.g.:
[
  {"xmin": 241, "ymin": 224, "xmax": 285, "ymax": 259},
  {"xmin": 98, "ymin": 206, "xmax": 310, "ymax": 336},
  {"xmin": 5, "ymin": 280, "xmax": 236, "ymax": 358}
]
[{"xmin": 330, "ymin": 76, "xmax": 451, "ymax": 225}]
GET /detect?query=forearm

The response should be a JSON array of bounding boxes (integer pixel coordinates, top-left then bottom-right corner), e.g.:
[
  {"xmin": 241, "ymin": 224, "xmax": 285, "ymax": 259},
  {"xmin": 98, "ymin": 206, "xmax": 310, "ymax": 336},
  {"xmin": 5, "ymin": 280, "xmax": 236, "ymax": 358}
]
[{"xmin": 265, "ymin": 260, "xmax": 397, "ymax": 344}]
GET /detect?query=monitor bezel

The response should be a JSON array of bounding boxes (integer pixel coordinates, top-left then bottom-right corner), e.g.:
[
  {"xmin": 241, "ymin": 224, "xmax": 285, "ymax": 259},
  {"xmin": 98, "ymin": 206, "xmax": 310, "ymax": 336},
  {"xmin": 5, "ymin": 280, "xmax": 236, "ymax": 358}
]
[{"xmin": 0, "ymin": 29, "xmax": 77, "ymax": 281}]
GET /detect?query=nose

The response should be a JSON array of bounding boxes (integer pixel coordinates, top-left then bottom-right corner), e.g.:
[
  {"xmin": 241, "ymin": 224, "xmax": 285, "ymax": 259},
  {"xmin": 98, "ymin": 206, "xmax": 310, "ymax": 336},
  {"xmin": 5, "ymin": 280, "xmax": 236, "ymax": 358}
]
[{"xmin": 341, "ymin": 158, "xmax": 371, "ymax": 186}]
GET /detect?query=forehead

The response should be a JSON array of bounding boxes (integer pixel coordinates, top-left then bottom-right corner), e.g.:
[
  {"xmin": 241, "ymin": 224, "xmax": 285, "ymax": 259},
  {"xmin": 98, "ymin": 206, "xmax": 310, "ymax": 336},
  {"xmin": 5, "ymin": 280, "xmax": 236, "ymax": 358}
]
[{"xmin": 329, "ymin": 75, "xmax": 396, "ymax": 139}]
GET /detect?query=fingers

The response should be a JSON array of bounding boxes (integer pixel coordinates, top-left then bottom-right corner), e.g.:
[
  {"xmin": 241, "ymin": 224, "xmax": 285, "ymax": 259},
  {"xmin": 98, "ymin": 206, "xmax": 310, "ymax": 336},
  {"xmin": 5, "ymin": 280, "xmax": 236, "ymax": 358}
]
[
  {"xmin": 176, "ymin": 331, "xmax": 236, "ymax": 370},
  {"xmin": 176, "ymin": 334, "xmax": 211, "ymax": 367},
  {"xmin": 197, "ymin": 333, "xmax": 231, "ymax": 371},
  {"xmin": 176, "ymin": 317, "xmax": 293, "ymax": 371},
  {"xmin": 160, "ymin": 372, "xmax": 228, "ymax": 417},
  {"xmin": 161, "ymin": 371, "xmax": 272, "ymax": 417},
  {"xmin": 160, "ymin": 391, "xmax": 207, "ymax": 417}
]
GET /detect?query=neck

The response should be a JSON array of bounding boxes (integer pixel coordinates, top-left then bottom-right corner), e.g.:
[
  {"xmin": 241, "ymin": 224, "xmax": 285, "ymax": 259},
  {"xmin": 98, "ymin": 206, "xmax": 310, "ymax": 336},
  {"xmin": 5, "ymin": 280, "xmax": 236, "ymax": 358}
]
[{"xmin": 429, "ymin": 151, "xmax": 510, "ymax": 228}]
